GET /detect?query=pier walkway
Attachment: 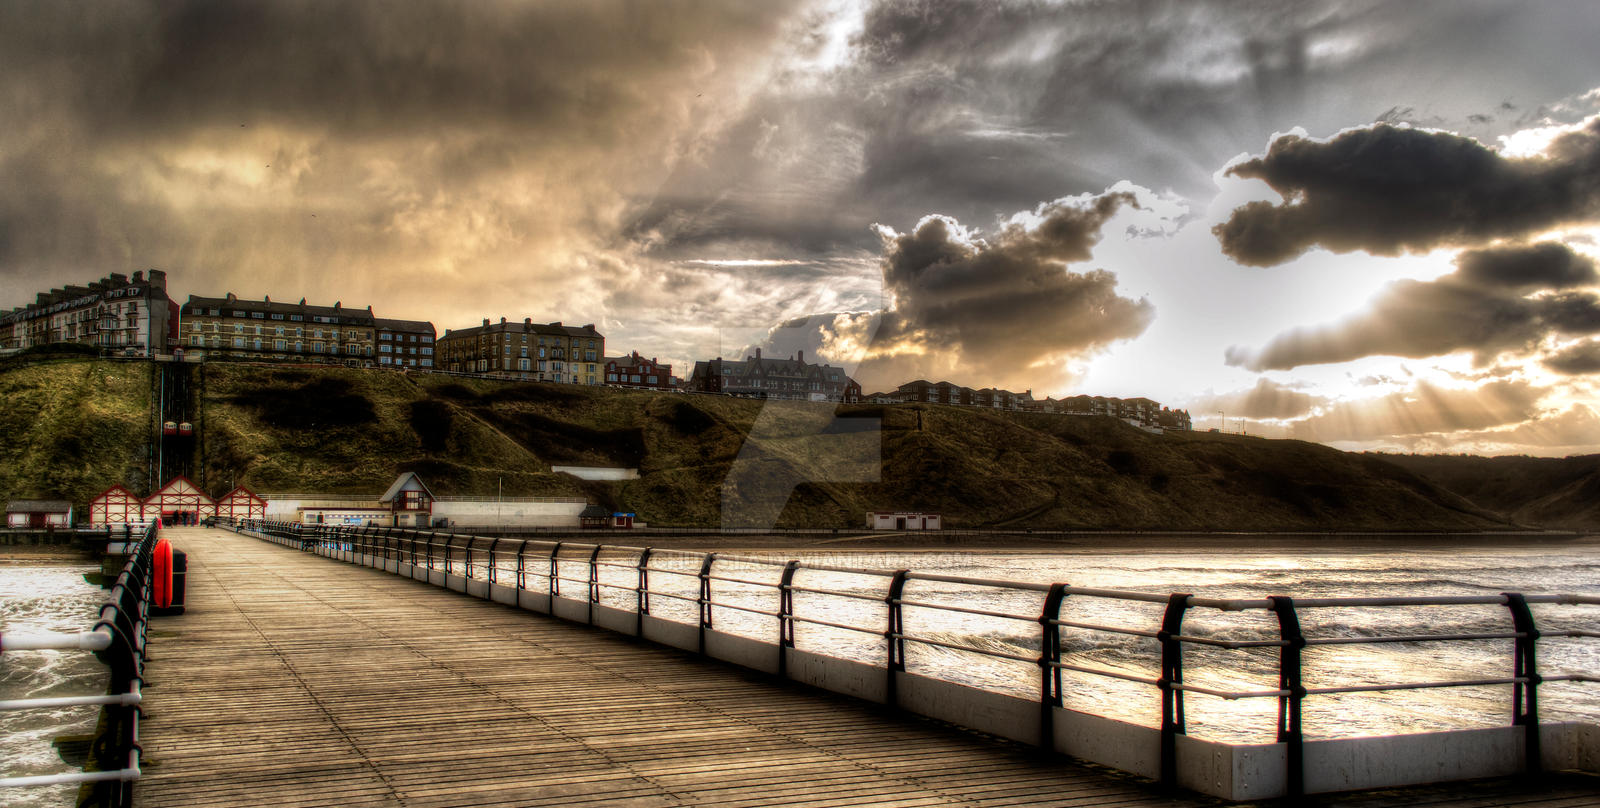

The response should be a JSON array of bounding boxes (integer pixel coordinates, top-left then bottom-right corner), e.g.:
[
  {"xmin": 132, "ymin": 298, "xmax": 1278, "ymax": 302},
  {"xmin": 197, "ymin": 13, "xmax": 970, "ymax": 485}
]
[{"xmin": 137, "ymin": 528, "xmax": 1596, "ymax": 807}]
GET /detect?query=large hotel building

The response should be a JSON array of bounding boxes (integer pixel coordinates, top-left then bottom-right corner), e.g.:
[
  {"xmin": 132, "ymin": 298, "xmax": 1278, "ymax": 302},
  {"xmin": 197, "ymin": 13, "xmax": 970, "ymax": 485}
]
[
  {"xmin": 179, "ymin": 294, "xmax": 434, "ymax": 367},
  {"xmin": 436, "ymin": 317, "xmax": 604, "ymax": 384},
  {"xmin": 0, "ymin": 270, "xmax": 176, "ymax": 356}
]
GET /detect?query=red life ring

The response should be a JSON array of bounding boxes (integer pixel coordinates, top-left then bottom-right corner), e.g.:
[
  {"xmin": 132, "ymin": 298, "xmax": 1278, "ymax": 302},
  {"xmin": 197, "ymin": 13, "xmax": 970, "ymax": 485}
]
[{"xmin": 152, "ymin": 538, "xmax": 173, "ymax": 609}]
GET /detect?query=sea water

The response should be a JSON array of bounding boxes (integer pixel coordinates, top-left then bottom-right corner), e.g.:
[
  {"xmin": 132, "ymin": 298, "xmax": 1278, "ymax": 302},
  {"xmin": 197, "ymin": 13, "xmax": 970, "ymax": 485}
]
[
  {"xmin": 575, "ymin": 539, "xmax": 1600, "ymax": 743},
  {"xmin": 0, "ymin": 563, "xmax": 109, "ymax": 808}
]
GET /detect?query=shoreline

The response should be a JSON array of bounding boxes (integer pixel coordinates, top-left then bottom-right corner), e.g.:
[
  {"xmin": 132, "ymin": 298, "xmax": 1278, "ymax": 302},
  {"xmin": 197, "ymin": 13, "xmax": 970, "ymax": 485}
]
[
  {"xmin": 494, "ymin": 530, "xmax": 1600, "ymax": 554},
  {"xmin": 0, "ymin": 544, "xmax": 98, "ymax": 564}
]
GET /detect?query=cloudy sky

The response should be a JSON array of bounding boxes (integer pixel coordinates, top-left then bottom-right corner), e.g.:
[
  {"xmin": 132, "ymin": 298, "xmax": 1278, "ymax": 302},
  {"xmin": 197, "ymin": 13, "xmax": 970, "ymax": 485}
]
[{"xmin": 5, "ymin": 0, "xmax": 1600, "ymax": 455}]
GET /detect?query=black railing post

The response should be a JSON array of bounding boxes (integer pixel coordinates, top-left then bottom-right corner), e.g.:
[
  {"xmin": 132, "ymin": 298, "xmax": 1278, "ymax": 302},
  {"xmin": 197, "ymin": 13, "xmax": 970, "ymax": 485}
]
[
  {"xmin": 443, "ymin": 533, "xmax": 454, "ymax": 576},
  {"xmin": 1503, "ymin": 592, "xmax": 1542, "ymax": 773},
  {"xmin": 885, "ymin": 570, "xmax": 910, "ymax": 707},
  {"xmin": 487, "ymin": 538, "xmax": 502, "ymax": 584},
  {"xmin": 777, "ymin": 560, "xmax": 800, "ymax": 678},
  {"xmin": 1270, "ymin": 595, "xmax": 1306, "ymax": 797},
  {"xmin": 697, "ymin": 553, "xmax": 717, "ymax": 654},
  {"xmin": 1157, "ymin": 592, "xmax": 1192, "ymax": 788},
  {"xmin": 587, "ymin": 545, "xmax": 603, "ymax": 624},
  {"xmin": 549, "ymin": 542, "xmax": 564, "ymax": 599},
  {"xmin": 1038, "ymin": 582, "xmax": 1069, "ymax": 750},
  {"xmin": 516, "ymin": 541, "xmax": 528, "ymax": 590},
  {"xmin": 635, "ymin": 548, "xmax": 653, "ymax": 637}
]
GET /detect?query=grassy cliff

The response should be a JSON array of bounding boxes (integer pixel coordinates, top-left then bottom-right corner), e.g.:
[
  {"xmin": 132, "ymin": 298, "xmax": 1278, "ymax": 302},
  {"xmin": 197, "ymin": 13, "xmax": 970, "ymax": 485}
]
[
  {"xmin": 0, "ymin": 358, "xmax": 154, "ymax": 506},
  {"xmin": 0, "ymin": 359, "xmax": 1547, "ymax": 530}
]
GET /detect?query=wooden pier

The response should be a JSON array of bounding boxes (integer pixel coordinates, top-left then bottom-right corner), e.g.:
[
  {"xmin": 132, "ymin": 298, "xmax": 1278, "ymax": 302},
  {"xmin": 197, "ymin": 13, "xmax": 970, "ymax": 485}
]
[{"xmin": 136, "ymin": 527, "xmax": 1597, "ymax": 807}]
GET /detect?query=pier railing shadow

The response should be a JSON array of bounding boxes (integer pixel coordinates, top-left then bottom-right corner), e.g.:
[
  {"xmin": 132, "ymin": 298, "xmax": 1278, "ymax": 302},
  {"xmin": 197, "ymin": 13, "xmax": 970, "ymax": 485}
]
[{"xmin": 221, "ymin": 518, "xmax": 1600, "ymax": 801}]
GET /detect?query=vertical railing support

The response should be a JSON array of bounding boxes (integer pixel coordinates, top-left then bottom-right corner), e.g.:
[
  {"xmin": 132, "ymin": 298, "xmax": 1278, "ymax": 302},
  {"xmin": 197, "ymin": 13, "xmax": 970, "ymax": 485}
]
[
  {"xmin": 885, "ymin": 570, "xmax": 910, "ymax": 707},
  {"xmin": 587, "ymin": 545, "xmax": 604, "ymax": 624},
  {"xmin": 549, "ymin": 542, "xmax": 564, "ymax": 600},
  {"xmin": 487, "ymin": 538, "xmax": 502, "ymax": 584},
  {"xmin": 1157, "ymin": 592, "xmax": 1191, "ymax": 788},
  {"xmin": 1038, "ymin": 582, "xmax": 1069, "ymax": 750},
  {"xmin": 1270, "ymin": 595, "xmax": 1306, "ymax": 797},
  {"xmin": 635, "ymin": 548, "xmax": 653, "ymax": 637},
  {"xmin": 1503, "ymin": 592, "xmax": 1541, "ymax": 773},
  {"xmin": 516, "ymin": 542, "xmax": 528, "ymax": 590},
  {"xmin": 697, "ymin": 554, "xmax": 717, "ymax": 654},
  {"xmin": 777, "ymin": 560, "xmax": 800, "ymax": 678}
]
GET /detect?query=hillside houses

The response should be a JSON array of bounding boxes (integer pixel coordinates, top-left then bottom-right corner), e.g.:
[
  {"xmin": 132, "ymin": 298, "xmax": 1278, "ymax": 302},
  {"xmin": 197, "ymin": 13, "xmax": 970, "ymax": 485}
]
[
  {"xmin": 686, "ymin": 349, "xmax": 862, "ymax": 402},
  {"xmin": 875, "ymin": 380, "xmax": 1191, "ymax": 430}
]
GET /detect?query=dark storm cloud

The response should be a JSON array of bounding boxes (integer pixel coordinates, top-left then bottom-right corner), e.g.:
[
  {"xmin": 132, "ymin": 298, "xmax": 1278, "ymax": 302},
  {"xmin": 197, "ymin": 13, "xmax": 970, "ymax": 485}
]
[
  {"xmin": 759, "ymin": 189, "xmax": 1157, "ymax": 392},
  {"xmin": 1214, "ymin": 120, "xmax": 1600, "ymax": 266},
  {"xmin": 1544, "ymin": 340, "xmax": 1600, "ymax": 375},
  {"xmin": 0, "ymin": 0, "xmax": 798, "ymax": 321},
  {"xmin": 1185, "ymin": 378, "xmax": 1328, "ymax": 420},
  {"xmin": 1227, "ymin": 242, "xmax": 1600, "ymax": 370}
]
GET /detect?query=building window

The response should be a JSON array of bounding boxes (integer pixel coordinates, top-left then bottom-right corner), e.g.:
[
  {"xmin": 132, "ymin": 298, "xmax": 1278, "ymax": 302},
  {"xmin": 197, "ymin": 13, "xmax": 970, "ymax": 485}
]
[
  {"xmin": 647, "ymin": 376, "xmax": 658, "ymax": 385},
  {"xmin": 271, "ymin": 313, "xmax": 284, "ymax": 320},
  {"xmin": 233, "ymin": 337, "xmax": 245, "ymax": 348}
]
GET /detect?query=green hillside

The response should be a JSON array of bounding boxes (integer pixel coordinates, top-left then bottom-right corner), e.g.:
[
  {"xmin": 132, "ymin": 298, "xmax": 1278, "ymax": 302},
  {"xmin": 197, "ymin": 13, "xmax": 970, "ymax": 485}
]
[
  {"xmin": 1381, "ymin": 453, "xmax": 1600, "ymax": 530},
  {"xmin": 0, "ymin": 356, "xmax": 155, "ymax": 506},
  {"xmin": 0, "ymin": 358, "xmax": 1550, "ymax": 531}
]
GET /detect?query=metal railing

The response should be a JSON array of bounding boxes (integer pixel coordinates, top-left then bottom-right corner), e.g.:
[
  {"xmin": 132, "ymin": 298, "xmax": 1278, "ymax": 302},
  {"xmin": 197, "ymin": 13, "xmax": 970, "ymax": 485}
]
[
  {"xmin": 0, "ymin": 521, "xmax": 158, "ymax": 807},
  {"xmin": 225, "ymin": 518, "xmax": 1599, "ymax": 796}
]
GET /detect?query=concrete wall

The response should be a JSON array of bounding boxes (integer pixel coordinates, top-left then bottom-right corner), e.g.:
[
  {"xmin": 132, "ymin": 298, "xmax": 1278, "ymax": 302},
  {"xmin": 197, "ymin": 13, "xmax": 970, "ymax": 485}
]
[
  {"xmin": 432, "ymin": 499, "xmax": 586, "ymax": 528},
  {"xmin": 551, "ymin": 466, "xmax": 639, "ymax": 481}
]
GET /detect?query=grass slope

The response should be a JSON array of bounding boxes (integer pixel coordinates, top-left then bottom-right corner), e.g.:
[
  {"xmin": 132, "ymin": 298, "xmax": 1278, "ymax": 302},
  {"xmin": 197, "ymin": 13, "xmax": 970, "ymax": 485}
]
[
  {"xmin": 1380, "ymin": 453, "xmax": 1600, "ymax": 530},
  {"xmin": 0, "ymin": 358, "xmax": 153, "ymax": 506},
  {"xmin": 0, "ymin": 359, "xmax": 1532, "ymax": 530}
]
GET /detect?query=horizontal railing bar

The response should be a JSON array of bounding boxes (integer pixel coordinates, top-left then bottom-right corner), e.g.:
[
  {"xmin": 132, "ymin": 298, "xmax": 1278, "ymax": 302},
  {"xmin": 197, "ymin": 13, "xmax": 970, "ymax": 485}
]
[
  {"xmin": 898, "ymin": 599, "xmax": 1037, "ymax": 622},
  {"xmin": 641, "ymin": 590, "xmax": 701, "ymax": 605},
  {"xmin": 1305, "ymin": 632, "xmax": 1522, "ymax": 646},
  {"xmin": 0, "ymin": 691, "xmax": 142, "ymax": 711},
  {"xmin": 708, "ymin": 601, "xmax": 782, "ymax": 619},
  {"xmin": 1048, "ymin": 661, "xmax": 1161, "ymax": 686},
  {"xmin": 0, "ymin": 628, "xmax": 113, "ymax": 653},
  {"xmin": 905, "ymin": 571, "xmax": 1055, "ymax": 592},
  {"xmin": 1168, "ymin": 634, "xmax": 1287, "ymax": 649},
  {"xmin": 705, "ymin": 574, "xmax": 781, "ymax": 588},
  {"xmin": 897, "ymin": 633, "xmax": 1038, "ymax": 664},
  {"xmin": 1304, "ymin": 677, "xmax": 1526, "ymax": 696},
  {"xmin": 1049, "ymin": 618, "xmax": 1160, "ymax": 639},
  {"xmin": 788, "ymin": 585, "xmax": 885, "ymax": 603},
  {"xmin": 1173, "ymin": 683, "xmax": 1288, "ymax": 700},
  {"xmin": 789, "ymin": 614, "xmax": 881, "ymax": 635}
]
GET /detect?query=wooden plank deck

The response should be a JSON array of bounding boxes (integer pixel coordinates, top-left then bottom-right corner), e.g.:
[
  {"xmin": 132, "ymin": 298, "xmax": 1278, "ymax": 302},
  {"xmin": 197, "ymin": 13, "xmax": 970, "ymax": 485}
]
[{"xmin": 136, "ymin": 527, "xmax": 1598, "ymax": 807}]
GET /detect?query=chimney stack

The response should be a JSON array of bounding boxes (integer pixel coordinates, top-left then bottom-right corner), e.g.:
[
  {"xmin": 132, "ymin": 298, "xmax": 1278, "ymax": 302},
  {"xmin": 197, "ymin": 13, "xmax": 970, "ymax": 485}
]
[
  {"xmin": 798, "ymin": 349, "xmax": 804, "ymax": 363},
  {"xmin": 482, "ymin": 318, "xmax": 490, "ymax": 327}
]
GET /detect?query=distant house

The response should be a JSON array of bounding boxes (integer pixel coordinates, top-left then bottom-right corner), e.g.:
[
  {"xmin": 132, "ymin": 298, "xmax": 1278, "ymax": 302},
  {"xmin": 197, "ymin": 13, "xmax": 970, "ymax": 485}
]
[
  {"xmin": 6, "ymin": 500, "xmax": 72, "ymax": 528},
  {"xmin": 379, "ymin": 472, "xmax": 435, "ymax": 528},
  {"xmin": 435, "ymin": 317, "xmax": 603, "ymax": 384},
  {"xmin": 604, "ymin": 352, "xmax": 674, "ymax": 390},
  {"xmin": 375, "ymin": 317, "xmax": 436, "ymax": 370},
  {"xmin": 686, "ymin": 348, "xmax": 860, "ymax": 402},
  {"xmin": 866, "ymin": 511, "xmax": 941, "ymax": 531},
  {"xmin": 579, "ymin": 504, "xmax": 611, "ymax": 528}
]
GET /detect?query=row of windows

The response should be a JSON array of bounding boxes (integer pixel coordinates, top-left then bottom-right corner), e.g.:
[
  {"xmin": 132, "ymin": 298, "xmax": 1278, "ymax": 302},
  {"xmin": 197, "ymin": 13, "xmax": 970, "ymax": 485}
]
[
  {"xmin": 606, "ymin": 373, "xmax": 661, "ymax": 384},
  {"xmin": 378, "ymin": 332, "xmax": 433, "ymax": 342},
  {"xmin": 189, "ymin": 322, "xmax": 370, "ymax": 340},
  {"xmin": 191, "ymin": 335, "xmax": 373, "ymax": 355},
  {"xmin": 196, "ymin": 308, "xmax": 368, "ymax": 326},
  {"xmin": 379, "ymin": 344, "xmax": 434, "ymax": 355}
]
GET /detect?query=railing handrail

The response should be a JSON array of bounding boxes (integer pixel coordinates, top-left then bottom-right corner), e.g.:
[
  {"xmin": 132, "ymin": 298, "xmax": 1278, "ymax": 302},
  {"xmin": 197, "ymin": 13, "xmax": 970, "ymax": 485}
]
[{"xmin": 223, "ymin": 516, "xmax": 1597, "ymax": 797}]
